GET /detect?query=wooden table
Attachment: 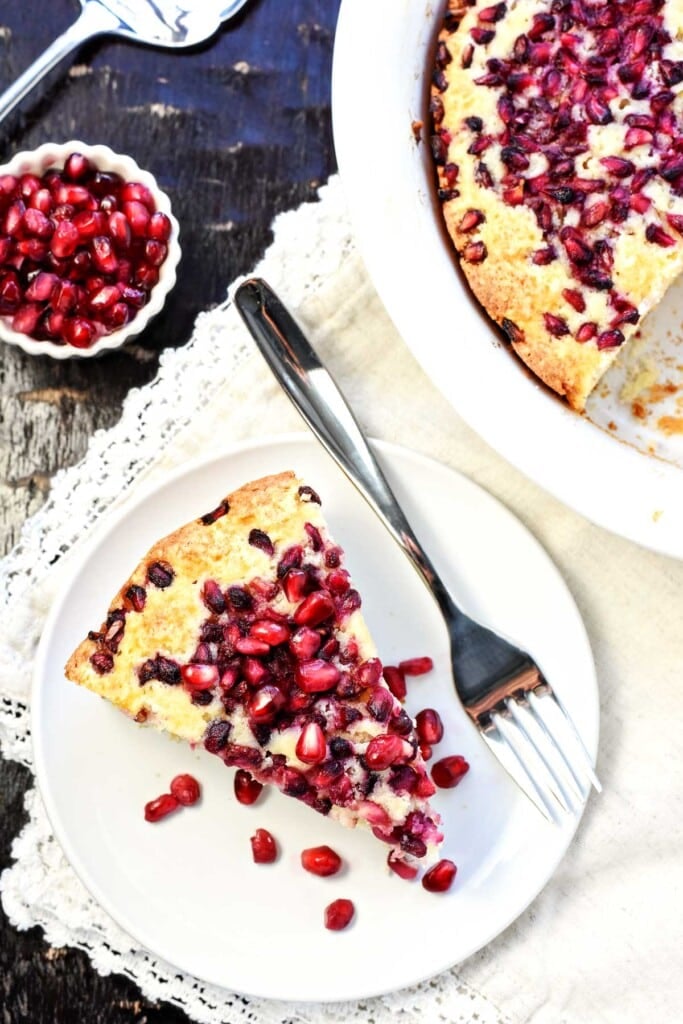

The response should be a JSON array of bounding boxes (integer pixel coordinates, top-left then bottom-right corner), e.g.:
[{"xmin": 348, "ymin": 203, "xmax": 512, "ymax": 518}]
[{"xmin": 0, "ymin": 1, "xmax": 340, "ymax": 1018}]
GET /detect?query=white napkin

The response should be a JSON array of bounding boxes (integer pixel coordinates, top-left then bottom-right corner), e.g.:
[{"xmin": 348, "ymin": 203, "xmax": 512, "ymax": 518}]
[{"xmin": 1, "ymin": 176, "xmax": 682, "ymax": 1024}]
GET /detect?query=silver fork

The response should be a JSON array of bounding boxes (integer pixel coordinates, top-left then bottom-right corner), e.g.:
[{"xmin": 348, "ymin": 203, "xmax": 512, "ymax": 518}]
[
  {"xmin": 0, "ymin": 0, "xmax": 250, "ymax": 126},
  {"xmin": 235, "ymin": 277, "xmax": 601, "ymax": 823}
]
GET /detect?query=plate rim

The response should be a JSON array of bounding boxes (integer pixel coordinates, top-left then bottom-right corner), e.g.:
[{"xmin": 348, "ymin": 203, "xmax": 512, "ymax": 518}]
[
  {"xmin": 32, "ymin": 433, "xmax": 599, "ymax": 1001},
  {"xmin": 331, "ymin": 0, "xmax": 683, "ymax": 562}
]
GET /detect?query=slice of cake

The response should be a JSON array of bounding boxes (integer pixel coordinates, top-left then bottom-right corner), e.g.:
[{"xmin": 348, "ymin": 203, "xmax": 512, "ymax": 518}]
[
  {"xmin": 431, "ymin": 0, "xmax": 683, "ymax": 409},
  {"xmin": 65, "ymin": 472, "xmax": 442, "ymax": 864}
]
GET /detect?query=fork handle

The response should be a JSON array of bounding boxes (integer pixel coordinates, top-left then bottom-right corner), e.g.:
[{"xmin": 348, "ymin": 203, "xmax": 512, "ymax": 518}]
[
  {"xmin": 0, "ymin": 2, "xmax": 120, "ymax": 126},
  {"xmin": 234, "ymin": 277, "xmax": 457, "ymax": 620}
]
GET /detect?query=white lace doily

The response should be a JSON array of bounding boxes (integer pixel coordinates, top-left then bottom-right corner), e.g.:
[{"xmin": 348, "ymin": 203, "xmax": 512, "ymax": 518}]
[{"xmin": 0, "ymin": 177, "xmax": 510, "ymax": 1024}]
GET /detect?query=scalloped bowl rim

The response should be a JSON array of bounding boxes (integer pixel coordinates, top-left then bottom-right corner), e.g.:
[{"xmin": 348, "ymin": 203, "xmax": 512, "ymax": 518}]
[{"xmin": 0, "ymin": 140, "xmax": 181, "ymax": 359}]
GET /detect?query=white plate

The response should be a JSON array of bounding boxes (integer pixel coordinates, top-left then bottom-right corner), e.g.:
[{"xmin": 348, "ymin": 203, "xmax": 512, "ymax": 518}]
[
  {"xmin": 332, "ymin": 0, "xmax": 683, "ymax": 560},
  {"xmin": 33, "ymin": 435, "xmax": 598, "ymax": 1002}
]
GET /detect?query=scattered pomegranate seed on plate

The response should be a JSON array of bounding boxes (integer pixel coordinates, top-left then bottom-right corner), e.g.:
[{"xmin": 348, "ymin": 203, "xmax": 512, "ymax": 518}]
[
  {"xmin": 250, "ymin": 828, "xmax": 278, "ymax": 864},
  {"xmin": 301, "ymin": 845, "xmax": 342, "ymax": 877},
  {"xmin": 422, "ymin": 859, "xmax": 457, "ymax": 893},
  {"xmin": 324, "ymin": 898, "xmax": 355, "ymax": 931},
  {"xmin": 398, "ymin": 656, "xmax": 434, "ymax": 675},
  {"xmin": 144, "ymin": 793, "xmax": 179, "ymax": 823},
  {"xmin": 169, "ymin": 773, "xmax": 201, "ymax": 806},
  {"xmin": 431, "ymin": 755, "xmax": 470, "ymax": 789}
]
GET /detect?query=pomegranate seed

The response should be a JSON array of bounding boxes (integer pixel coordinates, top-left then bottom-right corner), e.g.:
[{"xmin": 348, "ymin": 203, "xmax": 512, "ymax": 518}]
[
  {"xmin": 250, "ymin": 619, "xmax": 290, "ymax": 646},
  {"xmin": 296, "ymin": 659, "xmax": 340, "ymax": 693},
  {"xmin": 248, "ymin": 684, "xmax": 285, "ymax": 722},
  {"xmin": 23, "ymin": 207, "xmax": 53, "ymax": 237},
  {"xmin": 19, "ymin": 173, "xmax": 41, "ymax": 198},
  {"xmin": 4, "ymin": 199, "xmax": 25, "ymax": 235},
  {"xmin": 242, "ymin": 657, "xmax": 268, "ymax": 685},
  {"xmin": 625, "ymin": 127, "xmax": 653, "ymax": 149},
  {"xmin": 365, "ymin": 734, "xmax": 412, "ymax": 770},
  {"xmin": 134, "ymin": 262, "xmax": 159, "ymax": 290},
  {"xmin": 289, "ymin": 626, "xmax": 321, "ymax": 660},
  {"xmin": 544, "ymin": 312, "xmax": 570, "ymax": 337},
  {"xmin": 123, "ymin": 199, "xmax": 151, "ymax": 236},
  {"xmin": 458, "ymin": 208, "xmax": 485, "ymax": 233},
  {"xmin": 53, "ymin": 280, "xmax": 79, "ymax": 313},
  {"xmin": 478, "ymin": 2, "xmax": 506, "ymax": 23},
  {"xmin": 17, "ymin": 238, "xmax": 48, "ymax": 260},
  {"xmin": 431, "ymin": 755, "xmax": 470, "ymax": 789},
  {"xmin": 71, "ymin": 210, "xmax": 106, "ymax": 239},
  {"xmin": 89, "ymin": 284, "xmax": 121, "ymax": 311},
  {"xmin": 235, "ymin": 636, "xmax": 271, "ymax": 655},
  {"xmin": 416, "ymin": 772, "xmax": 437, "ymax": 797},
  {"xmin": 422, "ymin": 859, "xmax": 457, "ymax": 893},
  {"xmin": 124, "ymin": 584, "xmax": 146, "ymax": 611},
  {"xmin": 399, "ymin": 656, "xmax": 433, "ymax": 676},
  {"xmin": 50, "ymin": 220, "xmax": 80, "ymax": 258},
  {"xmin": 383, "ymin": 665, "xmax": 406, "ymax": 701},
  {"xmin": 646, "ymin": 223, "xmax": 676, "ymax": 247},
  {"xmin": 420, "ymin": 742, "xmax": 433, "ymax": 761},
  {"xmin": 294, "ymin": 591, "xmax": 335, "ymax": 627},
  {"xmin": 387, "ymin": 850, "xmax": 419, "ymax": 880},
  {"xmin": 120, "ymin": 285, "xmax": 146, "ymax": 307},
  {"xmin": 470, "ymin": 26, "xmax": 495, "ymax": 45},
  {"xmin": 91, "ymin": 235, "xmax": 118, "ymax": 274},
  {"xmin": 576, "ymin": 322, "xmax": 598, "ymax": 343},
  {"xmin": 108, "ymin": 210, "xmax": 131, "ymax": 249},
  {"xmin": 667, "ymin": 213, "xmax": 683, "ymax": 235},
  {"xmin": 301, "ymin": 845, "xmax": 342, "ymax": 876},
  {"xmin": 0, "ymin": 174, "xmax": 18, "ymax": 196},
  {"xmin": 170, "ymin": 773, "xmax": 201, "ymax": 806},
  {"xmin": 148, "ymin": 210, "xmax": 172, "ymax": 240},
  {"xmin": 11, "ymin": 303, "xmax": 42, "ymax": 335},
  {"xmin": 234, "ymin": 769, "xmax": 263, "ymax": 805},
  {"xmin": 324, "ymin": 898, "xmax": 354, "ymax": 931},
  {"xmin": 296, "ymin": 721, "xmax": 327, "ymax": 764},
  {"xmin": 415, "ymin": 708, "xmax": 444, "ymax": 745},
  {"xmin": 367, "ymin": 685, "xmax": 394, "ymax": 722},
  {"xmin": 0, "ymin": 271, "xmax": 21, "ymax": 311},
  {"xmin": 354, "ymin": 658, "xmax": 382, "ymax": 688},
  {"xmin": 562, "ymin": 288, "xmax": 586, "ymax": 314},
  {"xmin": 145, "ymin": 239, "xmax": 167, "ymax": 266},
  {"xmin": 25, "ymin": 272, "xmax": 58, "ymax": 302},
  {"xmin": 144, "ymin": 793, "xmax": 179, "ymax": 822},
  {"xmin": 64, "ymin": 152, "xmax": 92, "ymax": 181},
  {"xmin": 121, "ymin": 180, "xmax": 155, "ymax": 208},
  {"xmin": 250, "ymin": 828, "xmax": 278, "ymax": 863},
  {"xmin": 597, "ymin": 329, "xmax": 625, "ymax": 350},
  {"xmin": 63, "ymin": 316, "xmax": 97, "ymax": 349},
  {"xmin": 181, "ymin": 663, "xmax": 219, "ymax": 690},
  {"xmin": 463, "ymin": 240, "xmax": 487, "ymax": 263},
  {"xmin": 219, "ymin": 665, "xmax": 240, "ymax": 691}
]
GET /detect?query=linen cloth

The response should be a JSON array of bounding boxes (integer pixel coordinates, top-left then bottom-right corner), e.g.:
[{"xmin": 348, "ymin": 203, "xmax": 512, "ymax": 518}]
[{"xmin": 1, "ymin": 175, "xmax": 682, "ymax": 1024}]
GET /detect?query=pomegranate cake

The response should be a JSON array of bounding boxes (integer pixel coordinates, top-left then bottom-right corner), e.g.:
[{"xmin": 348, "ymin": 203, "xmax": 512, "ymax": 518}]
[
  {"xmin": 431, "ymin": 0, "xmax": 683, "ymax": 409},
  {"xmin": 65, "ymin": 472, "xmax": 443, "ymax": 865}
]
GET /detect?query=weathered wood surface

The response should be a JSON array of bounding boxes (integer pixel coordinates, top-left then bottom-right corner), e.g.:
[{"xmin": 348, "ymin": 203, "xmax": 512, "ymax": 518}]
[{"xmin": 0, "ymin": 1, "xmax": 340, "ymax": 1018}]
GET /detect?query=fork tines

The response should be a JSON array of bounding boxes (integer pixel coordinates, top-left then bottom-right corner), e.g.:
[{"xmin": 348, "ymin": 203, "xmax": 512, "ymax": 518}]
[{"xmin": 476, "ymin": 682, "xmax": 600, "ymax": 823}]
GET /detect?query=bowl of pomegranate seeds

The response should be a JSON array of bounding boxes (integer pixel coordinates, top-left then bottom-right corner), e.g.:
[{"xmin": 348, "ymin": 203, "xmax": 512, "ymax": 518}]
[{"xmin": 0, "ymin": 140, "xmax": 180, "ymax": 357}]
